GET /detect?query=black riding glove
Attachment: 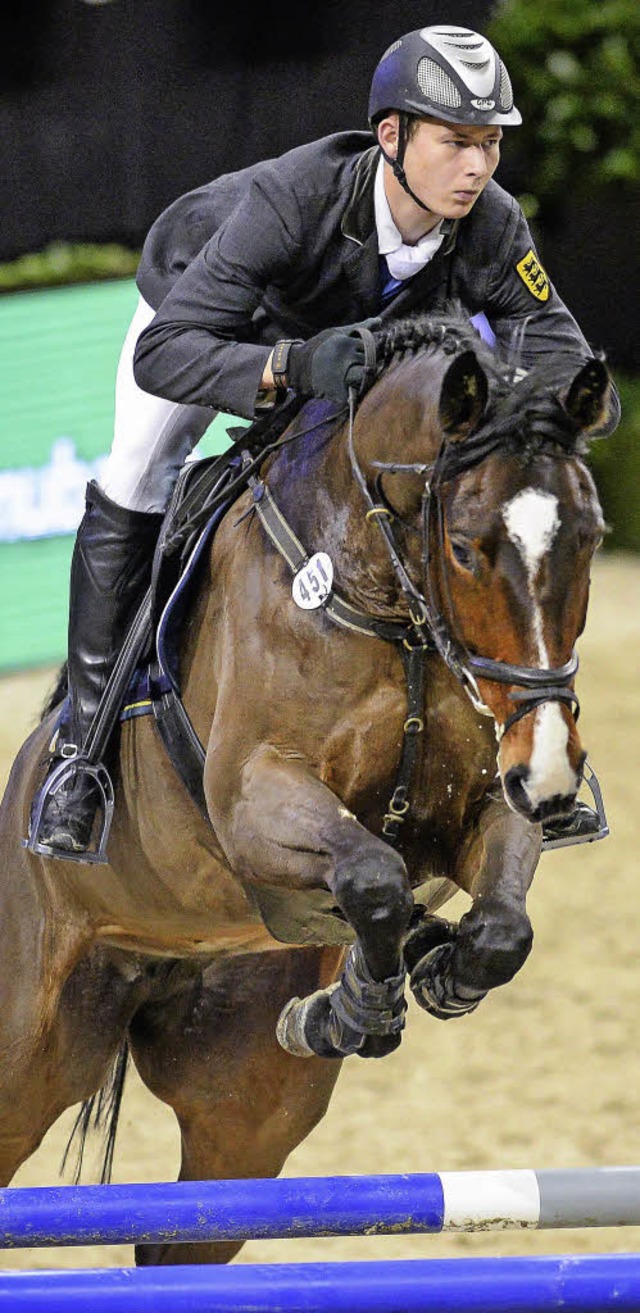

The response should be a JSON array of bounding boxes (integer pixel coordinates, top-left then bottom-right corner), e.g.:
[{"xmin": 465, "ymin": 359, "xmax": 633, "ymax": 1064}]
[{"xmin": 273, "ymin": 320, "xmax": 380, "ymax": 405}]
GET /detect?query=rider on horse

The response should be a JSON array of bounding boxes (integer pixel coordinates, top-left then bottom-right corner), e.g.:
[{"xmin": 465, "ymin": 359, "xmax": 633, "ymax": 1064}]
[{"xmin": 29, "ymin": 24, "xmax": 620, "ymax": 859}]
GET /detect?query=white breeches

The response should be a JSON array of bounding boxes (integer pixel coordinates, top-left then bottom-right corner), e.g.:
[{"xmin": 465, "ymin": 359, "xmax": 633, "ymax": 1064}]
[{"xmin": 99, "ymin": 296, "xmax": 216, "ymax": 513}]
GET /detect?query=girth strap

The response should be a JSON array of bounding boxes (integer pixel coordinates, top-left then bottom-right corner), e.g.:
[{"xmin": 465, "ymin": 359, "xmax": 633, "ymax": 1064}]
[{"xmin": 151, "ymin": 674, "xmax": 208, "ymax": 819}]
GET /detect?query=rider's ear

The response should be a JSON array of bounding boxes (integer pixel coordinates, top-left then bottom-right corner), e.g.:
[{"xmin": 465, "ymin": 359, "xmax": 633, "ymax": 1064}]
[
  {"xmin": 438, "ymin": 350, "xmax": 489, "ymax": 439},
  {"xmin": 376, "ymin": 114, "xmax": 400, "ymax": 156},
  {"xmin": 563, "ymin": 358, "xmax": 612, "ymax": 431}
]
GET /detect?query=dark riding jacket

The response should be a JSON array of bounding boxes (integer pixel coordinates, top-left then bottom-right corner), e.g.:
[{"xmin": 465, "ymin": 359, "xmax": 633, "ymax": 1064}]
[{"xmin": 134, "ymin": 131, "xmax": 618, "ymax": 430}]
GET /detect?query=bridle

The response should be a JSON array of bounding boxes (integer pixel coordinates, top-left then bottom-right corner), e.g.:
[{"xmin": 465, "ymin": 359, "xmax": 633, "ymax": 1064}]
[{"xmin": 346, "ymin": 385, "xmax": 581, "ymax": 740}]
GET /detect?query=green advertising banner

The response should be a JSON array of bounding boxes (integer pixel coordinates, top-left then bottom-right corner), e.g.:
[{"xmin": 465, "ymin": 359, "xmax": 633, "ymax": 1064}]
[{"xmin": 0, "ymin": 279, "xmax": 234, "ymax": 672}]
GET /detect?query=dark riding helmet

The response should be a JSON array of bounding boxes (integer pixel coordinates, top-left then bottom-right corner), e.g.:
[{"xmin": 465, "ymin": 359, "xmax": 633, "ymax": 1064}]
[{"xmin": 368, "ymin": 25, "xmax": 522, "ymax": 128}]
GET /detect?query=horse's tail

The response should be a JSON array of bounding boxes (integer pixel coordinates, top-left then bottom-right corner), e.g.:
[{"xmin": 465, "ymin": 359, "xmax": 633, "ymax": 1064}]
[
  {"xmin": 41, "ymin": 662, "xmax": 69, "ymax": 719},
  {"xmin": 61, "ymin": 1038, "xmax": 130, "ymax": 1184}
]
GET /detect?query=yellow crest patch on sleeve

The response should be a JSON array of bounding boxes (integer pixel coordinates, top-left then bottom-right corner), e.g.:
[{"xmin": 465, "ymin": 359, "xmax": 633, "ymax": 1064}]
[{"xmin": 516, "ymin": 248, "xmax": 550, "ymax": 303}]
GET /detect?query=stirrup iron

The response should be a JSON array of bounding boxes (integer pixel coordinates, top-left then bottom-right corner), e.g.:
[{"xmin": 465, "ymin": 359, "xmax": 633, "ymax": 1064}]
[
  {"xmin": 25, "ymin": 755, "xmax": 115, "ymax": 865},
  {"xmin": 542, "ymin": 760, "xmax": 609, "ymax": 851}
]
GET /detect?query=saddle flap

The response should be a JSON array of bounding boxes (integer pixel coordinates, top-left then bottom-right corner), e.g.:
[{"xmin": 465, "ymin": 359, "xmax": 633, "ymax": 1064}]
[{"xmin": 151, "ymin": 399, "xmax": 305, "ymax": 693}]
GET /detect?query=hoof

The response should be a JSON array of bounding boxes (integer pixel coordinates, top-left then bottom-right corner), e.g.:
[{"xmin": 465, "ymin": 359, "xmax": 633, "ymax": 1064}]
[
  {"xmin": 276, "ymin": 985, "xmax": 365, "ymax": 1059},
  {"xmin": 276, "ymin": 945, "xmax": 407, "ymax": 1060},
  {"xmin": 276, "ymin": 995, "xmax": 317, "ymax": 1058},
  {"xmin": 403, "ymin": 912, "xmax": 457, "ymax": 975},
  {"xmin": 409, "ymin": 943, "xmax": 487, "ymax": 1021},
  {"xmin": 356, "ymin": 1031, "xmax": 403, "ymax": 1059}
]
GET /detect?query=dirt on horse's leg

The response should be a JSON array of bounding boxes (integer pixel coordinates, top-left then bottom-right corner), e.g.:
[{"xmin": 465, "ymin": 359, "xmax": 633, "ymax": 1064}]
[{"xmin": 128, "ymin": 946, "xmax": 344, "ymax": 1267}]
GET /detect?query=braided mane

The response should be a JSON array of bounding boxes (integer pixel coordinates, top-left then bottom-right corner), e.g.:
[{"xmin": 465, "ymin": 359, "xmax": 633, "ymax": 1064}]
[{"xmin": 374, "ymin": 306, "xmax": 501, "ymax": 378}]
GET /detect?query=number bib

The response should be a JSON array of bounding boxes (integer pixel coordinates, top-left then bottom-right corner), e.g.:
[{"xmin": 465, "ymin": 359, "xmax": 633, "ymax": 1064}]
[{"xmin": 292, "ymin": 552, "xmax": 334, "ymax": 610}]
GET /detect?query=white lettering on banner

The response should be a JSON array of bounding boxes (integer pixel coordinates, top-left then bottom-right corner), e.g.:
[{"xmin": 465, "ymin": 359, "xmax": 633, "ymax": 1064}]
[{"xmin": 0, "ymin": 439, "xmax": 107, "ymax": 542}]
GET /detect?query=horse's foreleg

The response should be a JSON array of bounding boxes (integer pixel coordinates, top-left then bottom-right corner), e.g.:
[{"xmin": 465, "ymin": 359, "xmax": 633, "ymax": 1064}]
[
  {"xmin": 209, "ymin": 746, "xmax": 414, "ymax": 1059},
  {"xmin": 406, "ymin": 795, "xmax": 539, "ymax": 1019}
]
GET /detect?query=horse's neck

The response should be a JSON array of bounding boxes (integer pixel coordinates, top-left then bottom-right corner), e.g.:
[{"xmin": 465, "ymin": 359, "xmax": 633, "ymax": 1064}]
[{"xmin": 263, "ymin": 417, "xmax": 391, "ymax": 613}]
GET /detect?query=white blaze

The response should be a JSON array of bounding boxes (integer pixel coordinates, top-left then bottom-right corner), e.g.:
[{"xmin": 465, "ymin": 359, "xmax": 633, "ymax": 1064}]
[
  {"xmin": 502, "ymin": 489, "xmax": 576, "ymax": 804},
  {"xmin": 502, "ymin": 488, "xmax": 560, "ymax": 662}
]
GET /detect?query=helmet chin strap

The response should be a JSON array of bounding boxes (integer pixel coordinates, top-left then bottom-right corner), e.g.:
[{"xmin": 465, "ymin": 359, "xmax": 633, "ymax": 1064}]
[{"xmin": 380, "ymin": 113, "xmax": 435, "ymax": 216}]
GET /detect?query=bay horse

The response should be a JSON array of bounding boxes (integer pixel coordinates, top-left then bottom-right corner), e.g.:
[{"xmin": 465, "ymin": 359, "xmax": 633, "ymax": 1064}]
[{"xmin": 0, "ymin": 310, "xmax": 609, "ymax": 1267}]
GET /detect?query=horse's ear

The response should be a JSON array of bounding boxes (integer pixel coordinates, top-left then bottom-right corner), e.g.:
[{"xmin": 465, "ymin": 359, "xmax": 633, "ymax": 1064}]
[
  {"xmin": 438, "ymin": 350, "xmax": 489, "ymax": 440},
  {"xmin": 563, "ymin": 358, "xmax": 612, "ymax": 431}
]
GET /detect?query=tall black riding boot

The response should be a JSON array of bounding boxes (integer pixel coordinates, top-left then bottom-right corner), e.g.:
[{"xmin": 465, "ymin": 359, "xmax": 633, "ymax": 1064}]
[{"xmin": 30, "ymin": 481, "xmax": 163, "ymax": 858}]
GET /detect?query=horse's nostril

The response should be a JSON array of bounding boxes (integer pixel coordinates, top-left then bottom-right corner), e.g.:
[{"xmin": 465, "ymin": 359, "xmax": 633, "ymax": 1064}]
[{"xmin": 504, "ymin": 765, "xmax": 533, "ymax": 816}]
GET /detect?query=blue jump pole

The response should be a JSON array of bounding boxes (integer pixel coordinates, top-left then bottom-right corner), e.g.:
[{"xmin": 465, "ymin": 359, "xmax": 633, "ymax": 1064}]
[
  {"xmin": 0, "ymin": 1255, "xmax": 639, "ymax": 1313},
  {"xmin": 1, "ymin": 1168, "xmax": 639, "ymax": 1249}
]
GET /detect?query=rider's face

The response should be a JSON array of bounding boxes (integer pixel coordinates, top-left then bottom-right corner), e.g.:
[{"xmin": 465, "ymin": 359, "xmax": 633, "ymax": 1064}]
[{"xmin": 379, "ymin": 116, "xmax": 503, "ymax": 219}]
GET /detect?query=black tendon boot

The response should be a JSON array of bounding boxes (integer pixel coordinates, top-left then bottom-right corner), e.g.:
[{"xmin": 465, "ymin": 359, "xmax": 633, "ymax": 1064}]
[{"xmin": 29, "ymin": 481, "xmax": 163, "ymax": 859}]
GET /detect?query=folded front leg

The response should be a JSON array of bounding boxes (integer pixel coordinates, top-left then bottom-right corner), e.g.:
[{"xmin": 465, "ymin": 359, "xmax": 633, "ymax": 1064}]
[
  {"xmin": 208, "ymin": 743, "xmax": 414, "ymax": 1059},
  {"xmin": 406, "ymin": 793, "xmax": 540, "ymax": 1020}
]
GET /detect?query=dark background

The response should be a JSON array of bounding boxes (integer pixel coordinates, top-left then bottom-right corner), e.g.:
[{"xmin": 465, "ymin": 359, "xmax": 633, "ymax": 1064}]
[{"xmin": 1, "ymin": 0, "xmax": 636, "ymax": 367}]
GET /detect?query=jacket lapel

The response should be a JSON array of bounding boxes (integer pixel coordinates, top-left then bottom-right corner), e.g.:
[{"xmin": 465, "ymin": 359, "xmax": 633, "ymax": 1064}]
[
  {"xmin": 342, "ymin": 232, "xmax": 385, "ymax": 318},
  {"xmin": 378, "ymin": 244, "xmax": 456, "ymax": 321}
]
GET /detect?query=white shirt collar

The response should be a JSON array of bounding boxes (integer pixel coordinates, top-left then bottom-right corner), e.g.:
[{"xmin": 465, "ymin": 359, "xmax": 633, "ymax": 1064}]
[{"xmin": 374, "ymin": 155, "xmax": 445, "ymax": 280}]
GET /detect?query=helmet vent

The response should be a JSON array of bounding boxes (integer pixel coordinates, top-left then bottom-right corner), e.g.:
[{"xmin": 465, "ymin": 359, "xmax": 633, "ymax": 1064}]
[
  {"xmin": 498, "ymin": 61, "xmax": 514, "ymax": 111},
  {"xmin": 381, "ymin": 39, "xmax": 402, "ymax": 61},
  {"xmin": 417, "ymin": 57, "xmax": 462, "ymax": 109},
  {"xmin": 460, "ymin": 57, "xmax": 491, "ymax": 72}
]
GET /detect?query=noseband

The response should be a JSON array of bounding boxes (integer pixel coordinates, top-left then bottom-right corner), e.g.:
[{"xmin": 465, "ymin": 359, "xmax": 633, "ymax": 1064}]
[{"xmin": 346, "ymin": 389, "xmax": 580, "ymax": 738}]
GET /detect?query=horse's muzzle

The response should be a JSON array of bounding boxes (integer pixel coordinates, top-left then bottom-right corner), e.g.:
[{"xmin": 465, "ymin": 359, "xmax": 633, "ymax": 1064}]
[{"xmin": 503, "ymin": 763, "xmax": 581, "ymax": 823}]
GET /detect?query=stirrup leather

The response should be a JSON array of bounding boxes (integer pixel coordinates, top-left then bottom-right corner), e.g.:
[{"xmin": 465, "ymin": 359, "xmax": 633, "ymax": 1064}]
[{"xmin": 25, "ymin": 754, "xmax": 115, "ymax": 865}]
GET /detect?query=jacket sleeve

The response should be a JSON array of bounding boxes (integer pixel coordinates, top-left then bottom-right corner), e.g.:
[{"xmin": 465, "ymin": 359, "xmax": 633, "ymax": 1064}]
[
  {"xmin": 486, "ymin": 201, "xmax": 620, "ymax": 437},
  {"xmin": 133, "ymin": 168, "xmax": 304, "ymax": 420}
]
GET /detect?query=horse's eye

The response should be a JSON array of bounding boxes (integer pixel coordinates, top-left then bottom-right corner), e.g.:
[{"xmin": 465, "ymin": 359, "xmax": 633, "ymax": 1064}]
[
  {"xmin": 450, "ymin": 538, "xmax": 476, "ymax": 572},
  {"xmin": 576, "ymin": 527, "xmax": 602, "ymax": 553}
]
